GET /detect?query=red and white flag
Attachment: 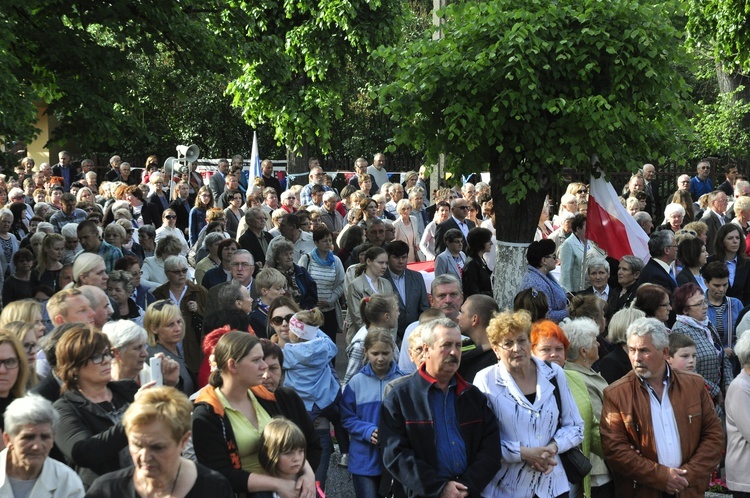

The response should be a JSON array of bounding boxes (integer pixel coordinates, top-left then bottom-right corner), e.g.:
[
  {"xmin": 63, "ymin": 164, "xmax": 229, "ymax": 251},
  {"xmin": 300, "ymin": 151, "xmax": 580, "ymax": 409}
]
[{"xmin": 587, "ymin": 173, "xmax": 650, "ymax": 262}]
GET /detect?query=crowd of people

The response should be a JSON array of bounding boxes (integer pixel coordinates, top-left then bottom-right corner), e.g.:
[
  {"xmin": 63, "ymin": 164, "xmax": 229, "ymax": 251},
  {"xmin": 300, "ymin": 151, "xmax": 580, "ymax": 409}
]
[{"xmin": 0, "ymin": 151, "xmax": 746, "ymax": 498}]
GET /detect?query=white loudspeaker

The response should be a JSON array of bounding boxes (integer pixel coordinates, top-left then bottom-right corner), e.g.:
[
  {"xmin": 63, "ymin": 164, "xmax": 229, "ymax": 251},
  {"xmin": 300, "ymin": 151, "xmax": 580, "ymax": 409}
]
[
  {"xmin": 176, "ymin": 144, "xmax": 200, "ymax": 163},
  {"xmin": 164, "ymin": 157, "xmax": 180, "ymax": 177}
]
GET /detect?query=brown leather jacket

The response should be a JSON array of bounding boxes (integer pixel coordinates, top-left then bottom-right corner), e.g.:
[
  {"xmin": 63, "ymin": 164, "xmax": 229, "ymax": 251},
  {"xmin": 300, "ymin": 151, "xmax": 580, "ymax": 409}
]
[{"xmin": 600, "ymin": 366, "xmax": 723, "ymax": 498}]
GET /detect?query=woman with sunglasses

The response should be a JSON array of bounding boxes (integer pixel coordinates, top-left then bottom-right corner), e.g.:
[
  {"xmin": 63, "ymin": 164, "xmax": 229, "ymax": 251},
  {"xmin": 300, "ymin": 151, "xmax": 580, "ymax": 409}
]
[
  {"xmin": 266, "ymin": 296, "xmax": 301, "ymax": 347},
  {"xmin": 155, "ymin": 208, "xmax": 189, "ymax": 256},
  {"xmin": 150, "ymin": 257, "xmax": 207, "ymax": 387},
  {"xmin": 52, "ymin": 325, "xmax": 146, "ymax": 489}
]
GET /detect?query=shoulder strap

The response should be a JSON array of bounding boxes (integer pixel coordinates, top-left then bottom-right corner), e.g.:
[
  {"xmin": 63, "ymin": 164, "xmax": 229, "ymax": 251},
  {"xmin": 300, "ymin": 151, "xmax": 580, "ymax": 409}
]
[{"xmin": 545, "ymin": 360, "xmax": 563, "ymax": 430}]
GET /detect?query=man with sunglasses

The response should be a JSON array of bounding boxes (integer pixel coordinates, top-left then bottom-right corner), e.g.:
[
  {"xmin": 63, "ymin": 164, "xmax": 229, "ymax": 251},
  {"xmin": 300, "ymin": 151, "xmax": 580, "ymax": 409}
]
[{"xmin": 434, "ymin": 198, "xmax": 476, "ymax": 255}]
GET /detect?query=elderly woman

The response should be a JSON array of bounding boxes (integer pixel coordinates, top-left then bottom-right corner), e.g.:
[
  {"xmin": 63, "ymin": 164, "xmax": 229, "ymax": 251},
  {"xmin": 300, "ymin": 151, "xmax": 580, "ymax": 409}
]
[
  {"xmin": 71, "ymin": 253, "xmax": 108, "ymax": 290},
  {"xmin": 462, "ymin": 227, "xmax": 494, "ymax": 298},
  {"xmin": 87, "ymin": 386, "xmax": 232, "ymax": 496},
  {"xmin": 519, "ymin": 239, "xmax": 568, "ymax": 323},
  {"xmin": 473, "ymin": 310, "xmax": 584, "ymax": 498},
  {"xmin": 114, "ymin": 255, "xmax": 155, "ymax": 311},
  {"xmin": 434, "ymin": 228, "xmax": 466, "ymax": 280},
  {"xmin": 530, "ymin": 319, "xmax": 597, "ymax": 498},
  {"xmin": 725, "ymin": 331, "xmax": 750, "ymax": 496},
  {"xmin": 298, "ymin": 226, "xmax": 345, "ymax": 342},
  {"xmin": 660, "ymin": 203, "xmax": 686, "ymax": 232},
  {"xmin": 141, "ymin": 235, "xmax": 184, "ymax": 291},
  {"xmin": 559, "ymin": 214, "xmax": 590, "ymax": 293},
  {"xmin": 192, "ymin": 332, "xmax": 320, "ymax": 497},
  {"xmin": 145, "ymin": 172, "xmax": 169, "ymax": 222},
  {"xmin": 102, "ymin": 320, "xmax": 175, "ymax": 388},
  {"xmin": 0, "ymin": 395, "xmax": 85, "ymax": 497},
  {"xmin": 708, "ymin": 223, "xmax": 750, "ymax": 304},
  {"xmin": 671, "ymin": 283, "xmax": 733, "ymax": 408},
  {"xmin": 608, "ymin": 255, "xmax": 643, "ymax": 316},
  {"xmin": 633, "ymin": 284, "xmax": 672, "ymax": 325},
  {"xmin": 392, "ymin": 199, "xmax": 419, "ymax": 262},
  {"xmin": 194, "ymin": 232, "xmax": 226, "ymax": 285},
  {"xmin": 52, "ymin": 325, "xmax": 141, "ymax": 488},
  {"xmin": 266, "ymin": 238, "xmax": 317, "ymax": 310},
  {"xmin": 151, "ymin": 256, "xmax": 207, "ymax": 384},
  {"xmin": 677, "ymin": 237, "xmax": 708, "ymax": 290},
  {"xmin": 0, "ymin": 208, "xmax": 19, "ymax": 279},
  {"xmin": 560, "ymin": 318, "xmax": 612, "ymax": 497},
  {"xmin": 106, "ymin": 270, "xmax": 144, "ymax": 324},
  {"xmin": 598, "ymin": 307, "xmax": 646, "ymax": 384}
]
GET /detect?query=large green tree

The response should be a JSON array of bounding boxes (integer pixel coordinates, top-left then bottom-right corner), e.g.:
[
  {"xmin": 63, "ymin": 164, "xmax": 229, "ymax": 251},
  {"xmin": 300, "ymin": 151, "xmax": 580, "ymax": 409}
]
[
  {"xmin": 224, "ymin": 0, "xmax": 407, "ymax": 170},
  {"xmin": 377, "ymin": 0, "xmax": 692, "ymax": 304}
]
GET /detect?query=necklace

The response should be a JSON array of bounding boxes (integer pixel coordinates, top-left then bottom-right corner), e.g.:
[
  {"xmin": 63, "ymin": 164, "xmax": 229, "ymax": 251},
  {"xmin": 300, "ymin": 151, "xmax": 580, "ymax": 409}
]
[{"xmin": 170, "ymin": 461, "xmax": 182, "ymax": 497}]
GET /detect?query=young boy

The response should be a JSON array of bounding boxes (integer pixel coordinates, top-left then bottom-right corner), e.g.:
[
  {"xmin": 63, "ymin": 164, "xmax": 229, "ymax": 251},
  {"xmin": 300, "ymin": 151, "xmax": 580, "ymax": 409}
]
[{"xmin": 668, "ymin": 333, "xmax": 698, "ymax": 373}]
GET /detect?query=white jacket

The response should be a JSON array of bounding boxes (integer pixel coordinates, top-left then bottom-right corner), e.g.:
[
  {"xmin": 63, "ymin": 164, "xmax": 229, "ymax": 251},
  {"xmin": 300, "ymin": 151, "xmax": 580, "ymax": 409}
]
[{"xmin": 0, "ymin": 447, "xmax": 85, "ymax": 497}]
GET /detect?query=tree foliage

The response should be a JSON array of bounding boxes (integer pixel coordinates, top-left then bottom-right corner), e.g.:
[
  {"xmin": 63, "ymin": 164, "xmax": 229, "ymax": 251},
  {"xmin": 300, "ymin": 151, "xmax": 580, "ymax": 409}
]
[
  {"xmin": 686, "ymin": 0, "xmax": 750, "ymax": 75},
  {"xmin": 376, "ymin": 0, "xmax": 693, "ymax": 206},
  {"xmin": 690, "ymin": 87, "xmax": 750, "ymax": 163},
  {"xmin": 225, "ymin": 0, "xmax": 406, "ymax": 156}
]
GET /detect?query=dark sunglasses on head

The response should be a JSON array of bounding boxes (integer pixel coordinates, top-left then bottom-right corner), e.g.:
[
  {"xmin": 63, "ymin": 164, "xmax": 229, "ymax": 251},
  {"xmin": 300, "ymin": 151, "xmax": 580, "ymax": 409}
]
[
  {"xmin": 152, "ymin": 299, "xmax": 176, "ymax": 311},
  {"xmin": 270, "ymin": 314, "xmax": 295, "ymax": 326}
]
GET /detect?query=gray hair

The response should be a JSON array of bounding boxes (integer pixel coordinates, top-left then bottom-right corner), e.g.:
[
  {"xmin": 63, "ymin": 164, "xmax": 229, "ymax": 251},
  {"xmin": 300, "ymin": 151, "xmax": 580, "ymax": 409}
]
[
  {"xmin": 138, "ymin": 224, "xmax": 156, "ymax": 240},
  {"xmin": 735, "ymin": 330, "xmax": 750, "ymax": 367},
  {"xmin": 61, "ymin": 223, "xmax": 79, "ymax": 238},
  {"xmin": 322, "ymin": 191, "xmax": 338, "ymax": 202},
  {"xmin": 585, "ymin": 256, "xmax": 609, "ymax": 274},
  {"xmin": 421, "ymin": 318, "xmax": 459, "ymax": 347},
  {"xmin": 735, "ymin": 180, "xmax": 750, "ymax": 197},
  {"xmin": 431, "ymin": 273, "xmax": 462, "ymax": 294},
  {"xmin": 164, "ymin": 255, "xmax": 188, "ymax": 272},
  {"xmin": 560, "ymin": 317, "xmax": 599, "ymax": 362},
  {"xmin": 266, "ymin": 240, "xmax": 293, "ymax": 269},
  {"xmin": 0, "ymin": 208, "xmax": 12, "ymax": 221},
  {"xmin": 218, "ymin": 279, "xmax": 244, "ymax": 304},
  {"xmin": 33, "ymin": 202, "xmax": 50, "ymax": 216},
  {"xmin": 8, "ymin": 187, "xmax": 24, "ymax": 199},
  {"xmin": 280, "ymin": 190, "xmax": 295, "ymax": 202},
  {"xmin": 4, "ymin": 395, "xmax": 60, "ymax": 437},
  {"xmin": 648, "ymin": 229, "xmax": 674, "ymax": 258},
  {"xmin": 102, "ymin": 320, "xmax": 148, "ymax": 350},
  {"xmin": 608, "ymin": 307, "xmax": 646, "ymax": 345},
  {"xmin": 663, "ymin": 202, "xmax": 686, "ymax": 220},
  {"xmin": 626, "ymin": 317, "xmax": 669, "ymax": 350},
  {"xmin": 37, "ymin": 222, "xmax": 55, "ymax": 234},
  {"xmin": 620, "ymin": 255, "xmax": 645, "ymax": 274},
  {"xmin": 204, "ymin": 232, "xmax": 225, "ymax": 249}
]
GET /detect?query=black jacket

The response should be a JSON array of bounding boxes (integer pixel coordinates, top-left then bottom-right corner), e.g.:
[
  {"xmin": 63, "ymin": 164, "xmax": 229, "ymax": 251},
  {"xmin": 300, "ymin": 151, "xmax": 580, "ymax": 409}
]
[{"xmin": 53, "ymin": 381, "xmax": 139, "ymax": 489}]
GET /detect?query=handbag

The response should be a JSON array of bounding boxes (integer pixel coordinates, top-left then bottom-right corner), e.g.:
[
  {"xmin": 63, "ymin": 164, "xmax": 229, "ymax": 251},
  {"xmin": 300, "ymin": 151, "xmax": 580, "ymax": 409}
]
[{"xmin": 546, "ymin": 362, "xmax": 592, "ymax": 484}]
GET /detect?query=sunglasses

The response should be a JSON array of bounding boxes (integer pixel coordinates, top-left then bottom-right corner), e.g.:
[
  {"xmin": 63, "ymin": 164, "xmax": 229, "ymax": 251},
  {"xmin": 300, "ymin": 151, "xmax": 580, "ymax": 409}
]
[
  {"xmin": 152, "ymin": 299, "xmax": 176, "ymax": 311},
  {"xmin": 164, "ymin": 215, "xmax": 176, "ymax": 220},
  {"xmin": 167, "ymin": 268, "xmax": 188, "ymax": 275},
  {"xmin": 270, "ymin": 314, "xmax": 294, "ymax": 326}
]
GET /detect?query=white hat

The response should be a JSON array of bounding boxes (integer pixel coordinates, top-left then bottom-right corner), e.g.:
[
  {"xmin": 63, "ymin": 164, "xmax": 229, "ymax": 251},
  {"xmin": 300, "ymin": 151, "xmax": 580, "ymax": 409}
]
[{"xmin": 289, "ymin": 314, "xmax": 318, "ymax": 341}]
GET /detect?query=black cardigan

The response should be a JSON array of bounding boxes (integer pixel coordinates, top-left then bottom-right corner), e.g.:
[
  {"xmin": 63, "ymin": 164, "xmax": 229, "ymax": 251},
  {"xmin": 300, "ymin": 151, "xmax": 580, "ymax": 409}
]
[
  {"xmin": 192, "ymin": 385, "xmax": 322, "ymax": 495},
  {"xmin": 53, "ymin": 380, "xmax": 139, "ymax": 489}
]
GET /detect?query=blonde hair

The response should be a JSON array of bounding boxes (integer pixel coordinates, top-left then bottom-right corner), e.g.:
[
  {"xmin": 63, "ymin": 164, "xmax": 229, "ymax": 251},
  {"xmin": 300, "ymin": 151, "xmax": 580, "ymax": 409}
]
[
  {"xmin": 3, "ymin": 322, "xmax": 38, "ymax": 388},
  {"xmin": 486, "ymin": 310, "xmax": 532, "ymax": 345},
  {"xmin": 123, "ymin": 386, "xmax": 192, "ymax": 443},
  {"xmin": 258, "ymin": 417, "xmax": 307, "ymax": 478},
  {"xmin": 0, "ymin": 332, "xmax": 27, "ymax": 399},
  {"xmin": 293, "ymin": 308, "xmax": 324, "ymax": 327},
  {"xmin": 143, "ymin": 301, "xmax": 184, "ymax": 347},
  {"xmin": 0, "ymin": 300, "xmax": 42, "ymax": 328}
]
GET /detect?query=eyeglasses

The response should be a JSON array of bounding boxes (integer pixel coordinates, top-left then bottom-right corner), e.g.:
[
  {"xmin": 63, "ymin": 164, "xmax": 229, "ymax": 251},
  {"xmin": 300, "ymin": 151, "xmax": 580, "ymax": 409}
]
[
  {"xmin": 131, "ymin": 270, "xmax": 143, "ymax": 277},
  {"xmin": 230, "ymin": 262, "xmax": 254, "ymax": 268},
  {"xmin": 658, "ymin": 302, "xmax": 672, "ymax": 308},
  {"xmin": 152, "ymin": 299, "xmax": 175, "ymax": 311},
  {"xmin": 456, "ymin": 206, "xmax": 470, "ymax": 210},
  {"xmin": 0, "ymin": 357, "xmax": 19, "ymax": 370},
  {"xmin": 270, "ymin": 314, "xmax": 294, "ymax": 326},
  {"xmin": 22, "ymin": 342, "xmax": 38, "ymax": 354},
  {"xmin": 167, "ymin": 268, "xmax": 188, "ymax": 275},
  {"xmin": 164, "ymin": 215, "xmax": 176, "ymax": 220},
  {"xmin": 89, "ymin": 350, "xmax": 114, "ymax": 365}
]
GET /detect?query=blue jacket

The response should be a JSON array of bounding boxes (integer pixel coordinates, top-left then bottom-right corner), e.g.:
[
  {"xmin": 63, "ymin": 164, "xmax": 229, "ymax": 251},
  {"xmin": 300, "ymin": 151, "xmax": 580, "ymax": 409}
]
[
  {"xmin": 706, "ymin": 294, "xmax": 743, "ymax": 347},
  {"xmin": 341, "ymin": 362, "xmax": 405, "ymax": 477},
  {"xmin": 379, "ymin": 365, "xmax": 502, "ymax": 498},
  {"xmin": 282, "ymin": 330, "xmax": 339, "ymax": 411},
  {"xmin": 518, "ymin": 265, "xmax": 569, "ymax": 323}
]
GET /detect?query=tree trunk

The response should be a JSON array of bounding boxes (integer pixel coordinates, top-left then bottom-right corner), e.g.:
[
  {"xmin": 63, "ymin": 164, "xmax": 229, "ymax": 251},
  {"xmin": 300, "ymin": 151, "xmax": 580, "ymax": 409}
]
[
  {"xmin": 286, "ymin": 144, "xmax": 310, "ymax": 175},
  {"xmin": 490, "ymin": 155, "xmax": 550, "ymax": 309},
  {"xmin": 716, "ymin": 64, "xmax": 750, "ymax": 101}
]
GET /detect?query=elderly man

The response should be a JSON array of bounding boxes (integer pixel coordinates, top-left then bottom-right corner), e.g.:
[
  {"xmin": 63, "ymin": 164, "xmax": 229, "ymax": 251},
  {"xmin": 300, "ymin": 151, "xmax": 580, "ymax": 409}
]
[
  {"xmin": 319, "ymin": 191, "xmax": 344, "ymax": 240},
  {"xmin": 638, "ymin": 230, "xmax": 678, "ymax": 293},
  {"xmin": 676, "ymin": 174, "xmax": 691, "ymax": 193},
  {"xmin": 385, "ymin": 183, "xmax": 405, "ymax": 215},
  {"xmin": 299, "ymin": 166, "xmax": 333, "ymax": 206},
  {"xmin": 367, "ymin": 153, "xmax": 389, "ymax": 190},
  {"xmin": 601, "ymin": 317, "xmax": 724, "ymax": 498},
  {"xmin": 633, "ymin": 211, "xmax": 654, "ymax": 235},
  {"xmin": 365, "ymin": 218, "xmax": 386, "ymax": 247},
  {"xmin": 104, "ymin": 155, "xmax": 122, "ymax": 182},
  {"xmin": 266, "ymin": 212, "xmax": 315, "ymax": 262},
  {"xmin": 78, "ymin": 285, "xmax": 115, "ymax": 329},
  {"xmin": 726, "ymin": 179, "xmax": 750, "ymax": 221},
  {"xmin": 699, "ymin": 190, "xmax": 729, "ymax": 255},
  {"xmin": 690, "ymin": 160, "xmax": 713, "ymax": 201},
  {"xmin": 205, "ymin": 250, "xmax": 256, "ymax": 317},
  {"xmin": 51, "ymin": 150, "xmax": 79, "ymax": 191},
  {"xmin": 642, "ymin": 163, "xmax": 660, "ymax": 218},
  {"xmin": 238, "ymin": 207, "xmax": 273, "ymax": 273},
  {"xmin": 380, "ymin": 318, "xmax": 501, "ymax": 498}
]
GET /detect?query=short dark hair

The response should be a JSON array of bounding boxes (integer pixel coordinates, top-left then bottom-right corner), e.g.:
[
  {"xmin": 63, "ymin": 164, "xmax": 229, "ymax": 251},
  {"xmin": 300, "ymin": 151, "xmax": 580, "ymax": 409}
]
[
  {"xmin": 668, "ymin": 332, "xmax": 696, "ymax": 356},
  {"xmin": 386, "ymin": 240, "xmax": 409, "ymax": 258},
  {"xmin": 701, "ymin": 260, "xmax": 730, "ymax": 283},
  {"xmin": 312, "ymin": 225, "xmax": 331, "ymax": 243},
  {"xmin": 281, "ymin": 213, "xmax": 300, "ymax": 229},
  {"xmin": 672, "ymin": 283, "xmax": 703, "ymax": 315},
  {"xmin": 570, "ymin": 214, "xmax": 587, "ymax": 233},
  {"xmin": 77, "ymin": 219, "xmax": 98, "ymax": 234},
  {"xmin": 677, "ymin": 237, "xmax": 705, "ymax": 269},
  {"xmin": 216, "ymin": 239, "xmax": 239, "ymax": 263}
]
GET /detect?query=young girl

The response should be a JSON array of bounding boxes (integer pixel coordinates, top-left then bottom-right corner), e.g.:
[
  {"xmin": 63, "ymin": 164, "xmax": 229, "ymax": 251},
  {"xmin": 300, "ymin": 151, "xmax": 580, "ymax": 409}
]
[
  {"xmin": 344, "ymin": 295, "xmax": 400, "ymax": 384},
  {"xmin": 340, "ymin": 329, "xmax": 405, "ymax": 498},
  {"xmin": 258, "ymin": 418, "xmax": 312, "ymax": 497},
  {"xmin": 282, "ymin": 308, "xmax": 348, "ymax": 491}
]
